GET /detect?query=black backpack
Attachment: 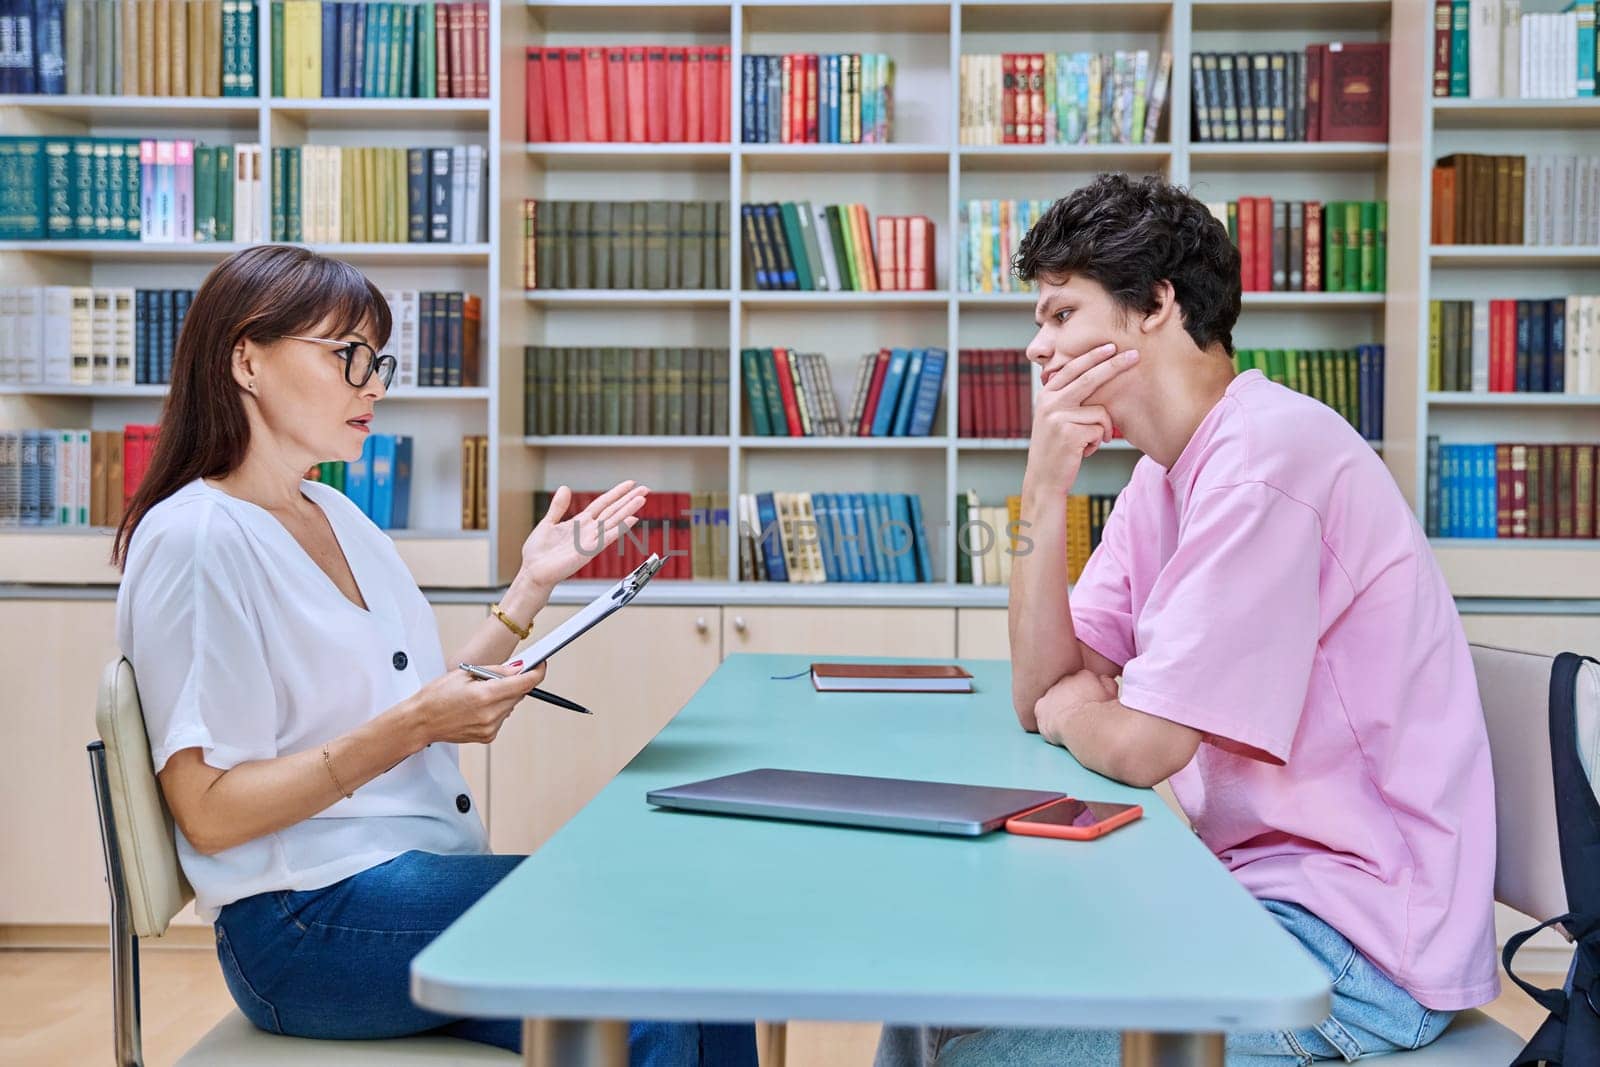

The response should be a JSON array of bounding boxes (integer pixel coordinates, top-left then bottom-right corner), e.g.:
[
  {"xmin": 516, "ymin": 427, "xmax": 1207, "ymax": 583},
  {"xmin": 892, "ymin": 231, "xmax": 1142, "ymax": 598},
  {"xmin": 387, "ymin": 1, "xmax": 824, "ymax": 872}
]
[{"xmin": 1505, "ymin": 653, "xmax": 1600, "ymax": 1067}]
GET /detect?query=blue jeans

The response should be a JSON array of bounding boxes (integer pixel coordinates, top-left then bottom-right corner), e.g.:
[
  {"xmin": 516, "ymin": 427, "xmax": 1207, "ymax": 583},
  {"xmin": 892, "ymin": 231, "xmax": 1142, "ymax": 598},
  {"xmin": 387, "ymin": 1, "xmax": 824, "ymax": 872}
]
[
  {"xmin": 875, "ymin": 900, "xmax": 1456, "ymax": 1066},
  {"xmin": 213, "ymin": 850, "xmax": 758, "ymax": 1064}
]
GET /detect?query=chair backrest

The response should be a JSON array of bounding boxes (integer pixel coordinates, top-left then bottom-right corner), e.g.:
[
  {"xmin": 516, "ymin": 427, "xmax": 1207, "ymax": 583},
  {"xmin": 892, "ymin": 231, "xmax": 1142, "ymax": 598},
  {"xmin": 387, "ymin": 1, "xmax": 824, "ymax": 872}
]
[
  {"xmin": 95, "ymin": 656, "xmax": 194, "ymax": 937},
  {"xmin": 1472, "ymin": 643, "xmax": 1600, "ymax": 923}
]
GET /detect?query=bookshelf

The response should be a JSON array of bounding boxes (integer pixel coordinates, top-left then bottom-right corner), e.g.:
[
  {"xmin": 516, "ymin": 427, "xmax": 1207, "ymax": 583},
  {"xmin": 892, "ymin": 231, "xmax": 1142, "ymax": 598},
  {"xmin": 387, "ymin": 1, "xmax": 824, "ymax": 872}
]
[
  {"xmin": 0, "ymin": 2, "xmax": 504, "ymax": 586},
  {"xmin": 1388, "ymin": 1, "xmax": 1600, "ymax": 588},
  {"xmin": 505, "ymin": 0, "xmax": 1401, "ymax": 598}
]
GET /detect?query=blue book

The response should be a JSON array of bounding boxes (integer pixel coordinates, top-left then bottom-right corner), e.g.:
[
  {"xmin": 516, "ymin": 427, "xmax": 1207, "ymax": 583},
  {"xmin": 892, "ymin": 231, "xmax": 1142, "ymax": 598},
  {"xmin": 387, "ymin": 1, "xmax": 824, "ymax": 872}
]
[
  {"xmin": 369, "ymin": 434, "xmax": 396, "ymax": 528},
  {"xmin": 869, "ymin": 494, "xmax": 895, "ymax": 581},
  {"xmin": 1547, "ymin": 299, "xmax": 1565, "ymax": 393},
  {"xmin": 826, "ymin": 56, "xmax": 840, "ymax": 143},
  {"xmin": 890, "ymin": 347, "xmax": 925, "ymax": 436},
  {"xmin": 813, "ymin": 493, "xmax": 840, "ymax": 581},
  {"xmin": 870, "ymin": 348, "xmax": 911, "ymax": 437},
  {"xmin": 741, "ymin": 55, "xmax": 757, "ymax": 142},
  {"xmin": 838, "ymin": 493, "xmax": 864, "ymax": 582},
  {"xmin": 391, "ymin": 434, "xmax": 413, "ymax": 529},
  {"xmin": 1373, "ymin": 345, "xmax": 1385, "ymax": 442},
  {"xmin": 134, "ymin": 290, "xmax": 149, "ymax": 384},
  {"xmin": 851, "ymin": 493, "xmax": 876, "ymax": 582},
  {"xmin": 753, "ymin": 56, "xmax": 769, "ymax": 143},
  {"xmin": 345, "ymin": 433, "xmax": 375, "ymax": 517},
  {"xmin": 321, "ymin": 1, "xmax": 337, "ymax": 97},
  {"xmin": 1482, "ymin": 444, "xmax": 1498, "ymax": 538},
  {"xmin": 352, "ymin": 1, "xmax": 367, "ymax": 96},
  {"xmin": 336, "ymin": 2, "xmax": 356, "ymax": 97},
  {"xmin": 362, "ymin": 3, "xmax": 380, "ymax": 97},
  {"xmin": 905, "ymin": 347, "xmax": 946, "ymax": 437},
  {"xmin": 906, "ymin": 493, "xmax": 934, "ymax": 582},
  {"xmin": 33, "ymin": 0, "xmax": 65, "ymax": 95},
  {"xmin": 887, "ymin": 494, "xmax": 916, "ymax": 582},
  {"xmin": 754, "ymin": 492, "xmax": 788, "ymax": 582}
]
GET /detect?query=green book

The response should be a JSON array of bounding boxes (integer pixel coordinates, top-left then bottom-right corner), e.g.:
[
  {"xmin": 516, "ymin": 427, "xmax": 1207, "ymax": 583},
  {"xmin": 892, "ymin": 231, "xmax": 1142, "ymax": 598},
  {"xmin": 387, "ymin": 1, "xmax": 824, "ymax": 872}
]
[
  {"xmin": 794, "ymin": 200, "xmax": 827, "ymax": 289},
  {"xmin": 122, "ymin": 140, "xmax": 141, "ymax": 240},
  {"xmin": 389, "ymin": 3, "xmax": 407, "ymax": 99},
  {"xmin": 91, "ymin": 141, "xmax": 111, "ymax": 238},
  {"xmin": 601, "ymin": 348, "xmax": 622, "ymax": 435},
  {"xmin": 1281, "ymin": 348, "xmax": 1299, "ymax": 394},
  {"xmin": 759, "ymin": 348, "xmax": 786, "ymax": 434},
  {"xmin": 1343, "ymin": 349, "xmax": 1360, "ymax": 428},
  {"xmin": 682, "ymin": 348, "xmax": 701, "ymax": 436},
  {"xmin": 571, "ymin": 201, "xmax": 592, "ymax": 288},
  {"xmin": 644, "ymin": 201, "xmax": 670, "ymax": 290},
  {"xmin": 399, "ymin": 3, "xmax": 416, "ymax": 98},
  {"xmin": 1359, "ymin": 201, "xmax": 1377, "ymax": 292},
  {"xmin": 1449, "ymin": 0, "xmax": 1470, "ymax": 97},
  {"xmin": 550, "ymin": 348, "xmax": 568, "ymax": 434},
  {"xmin": 287, "ymin": 147, "xmax": 302, "ymax": 242},
  {"xmin": 1345, "ymin": 202, "xmax": 1364, "ymax": 294},
  {"xmin": 523, "ymin": 346, "xmax": 539, "ymax": 435},
  {"xmin": 826, "ymin": 205, "xmax": 858, "ymax": 289},
  {"xmin": 681, "ymin": 202, "xmax": 704, "ymax": 289},
  {"xmin": 419, "ymin": 3, "xmax": 435, "ymax": 98},
  {"xmin": 608, "ymin": 200, "xmax": 628, "ymax": 290},
  {"xmin": 238, "ymin": 0, "xmax": 257, "ymax": 96},
  {"xmin": 632, "ymin": 348, "xmax": 651, "ymax": 434},
  {"xmin": 665, "ymin": 202, "xmax": 684, "ymax": 288},
  {"xmin": 955, "ymin": 491, "xmax": 971, "ymax": 584},
  {"xmin": 716, "ymin": 202, "xmax": 729, "ymax": 289},
  {"xmin": 1375, "ymin": 201, "xmax": 1387, "ymax": 292},
  {"xmin": 618, "ymin": 347, "xmax": 636, "ymax": 434},
  {"xmin": 741, "ymin": 349, "xmax": 772, "ymax": 435},
  {"xmin": 711, "ymin": 347, "xmax": 728, "ymax": 435},
  {"xmin": 0, "ymin": 139, "xmax": 45, "ymax": 240},
  {"xmin": 363, "ymin": 4, "xmax": 380, "ymax": 95},
  {"xmin": 104, "ymin": 140, "xmax": 125, "ymax": 239},
  {"xmin": 194, "ymin": 146, "xmax": 216, "ymax": 241},
  {"xmin": 778, "ymin": 202, "xmax": 814, "ymax": 291},
  {"xmin": 590, "ymin": 201, "xmax": 612, "ymax": 288},
  {"xmin": 374, "ymin": 4, "xmax": 392, "ymax": 99},
  {"xmin": 1323, "ymin": 201, "xmax": 1344, "ymax": 292},
  {"xmin": 44, "ymin": 139, "xmax": 72, "ymax": 238},
  {"xmin": 665, "ymin": 349, "xmax": 685, "ymax": 436},
  {"xmin": 270, "ymin": 2, "xmax": 285, "ymax": 97},
  {"xmin": 71, "ymin": 139, "xmax": 93, "ymax": 239},
  {"xmin": 650, "ymin": 349, "xmax": 670, "ymax": 434}
]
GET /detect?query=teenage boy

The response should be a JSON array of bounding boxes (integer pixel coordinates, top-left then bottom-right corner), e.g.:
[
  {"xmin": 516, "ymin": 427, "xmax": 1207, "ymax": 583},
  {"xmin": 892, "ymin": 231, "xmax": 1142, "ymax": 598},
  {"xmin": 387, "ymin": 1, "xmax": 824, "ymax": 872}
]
[{"xmin": 877, "ymin": 174, "xmax": 1498, "ymax": 1066}]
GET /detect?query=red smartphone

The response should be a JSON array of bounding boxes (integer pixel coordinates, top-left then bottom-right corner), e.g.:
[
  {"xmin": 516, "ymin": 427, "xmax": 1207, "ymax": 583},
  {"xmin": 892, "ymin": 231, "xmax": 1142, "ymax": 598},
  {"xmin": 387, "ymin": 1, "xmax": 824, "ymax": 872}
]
[{"xmin": 1004, "ymin": 797, "xmax": 1144, "ymax": 840}]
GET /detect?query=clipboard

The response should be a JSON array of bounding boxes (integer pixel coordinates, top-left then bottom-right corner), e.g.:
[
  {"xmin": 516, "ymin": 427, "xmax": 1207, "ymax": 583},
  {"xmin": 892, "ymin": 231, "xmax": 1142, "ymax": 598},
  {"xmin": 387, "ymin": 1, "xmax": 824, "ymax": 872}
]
[{"xmin": 461, "ymin": 554, "xmax": 664, "ymax": 679}]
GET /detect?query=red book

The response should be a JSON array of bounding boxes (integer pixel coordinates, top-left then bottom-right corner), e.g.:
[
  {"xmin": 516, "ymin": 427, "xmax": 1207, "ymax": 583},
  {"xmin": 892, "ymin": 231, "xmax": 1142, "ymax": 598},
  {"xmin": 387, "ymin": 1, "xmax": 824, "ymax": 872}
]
[
  {"xmin": 1008, "ymin": 354, "xmax": 1024, "ymax": 438},
  {"xmin": 772, "ymin": 348, "xmax": 804, "ymax": 435},
  {"xmin": 1002, "ymin": 54, "xmax": 1017, "ymax": 143},
  {"xmin": 645, "ymin": 47, "xmax": 667, "ymax": 142},
  {"xmin": 434, "ymin": 5, "xmax": 450, "ymax": 97},
  {"xmin": 717, "ymin": 46, "xmax": 731, "ymax": 142},
  {"xmin": 472, "ymin": 3, "xmax": 488, "ymax": 97},
  {"xmin": 666, "ymin": 48, "xmax": 687, "ymax": 142},
  {"xmin": 894, "ymin": 215, "xmax": 909, "ymax": 291},
  {"xmin": 907, "ymin": 216, "xmax": 932, "ymax": 290},
  {"xmin": 524, "ymin": 50, "xmax": 546, "ymax": 141},
  {"xmin": 1252, "ymin": 198, "xmax": 1272, "ymax": 294},
  {"xmin": 563, "ymin": 49, "xmax": 588, "ymax": 142},
  {"xmin": 685, "ymin": 47, "xmax": 703, "ymax": 144},
  {"xmin": 805, "ymin": 54, "xmax": 819, "ymax": 143},
  {"xmin": 876, "ymin": 215, "xmax": 896, "ymax": 290},
  {"xmin": 625, "ymin": 48, "xmax": 647, "ymax": 142},
  {"xmin": 1320, "ymin": 42, "xmax": 1389, "ymax": 142},
  {"xmin": 1237, "ymin": 197, "xmax": 1255, "ymax": 290},
  {"xmin": 1496, "ymin": 444, "xmax": 1512, "ymax": 537},
  {"xmin": 958, "ymin": 351, "xmax": 973, "ymax": 437},
  {"xmin": 1303, "ymin": 201, "xmax": 1323, "ymax": 292},
  {"xmin": 700, "ymin": 45, "xmax": 720, "ymax": 142},
  {"xmin": 449, "ymin": 5, "xmax": 468, "ymax": 100},
  {"xmin": 606, "ymin": 48, "xmax": 628, "ymax": 144},
  {"xmin": 858, "ymin": 349, "xmax": 891, "ymax": 435},
  {"xmin": 1432, "ymin": 0, "xmax": 1452, "ymax": 97},
  {"xmin": 542, "ymin": 48, "xmax": 568, "ymax": 141},
  {"xmin": 583, "ymin": 47, "xmax": 609, "ymax": 141},
  {"xmin": 992, "ymin": 351, "xmax": 1011, "ymax": 438}
]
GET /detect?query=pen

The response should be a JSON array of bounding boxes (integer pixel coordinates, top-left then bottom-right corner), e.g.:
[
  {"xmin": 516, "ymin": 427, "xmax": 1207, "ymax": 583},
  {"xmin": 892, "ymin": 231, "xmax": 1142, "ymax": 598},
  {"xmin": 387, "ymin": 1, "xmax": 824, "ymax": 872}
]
[{"xmin": 457, "ymin": 663, "xmax": 592, "ymax": 716}]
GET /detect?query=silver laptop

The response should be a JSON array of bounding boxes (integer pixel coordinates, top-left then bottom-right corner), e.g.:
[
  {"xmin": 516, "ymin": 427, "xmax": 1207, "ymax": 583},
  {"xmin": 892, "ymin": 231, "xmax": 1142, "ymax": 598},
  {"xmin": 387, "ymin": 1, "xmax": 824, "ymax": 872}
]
[{"xmin": 646, "ymin": 768, "xmax": 1065, "ymax": 836}]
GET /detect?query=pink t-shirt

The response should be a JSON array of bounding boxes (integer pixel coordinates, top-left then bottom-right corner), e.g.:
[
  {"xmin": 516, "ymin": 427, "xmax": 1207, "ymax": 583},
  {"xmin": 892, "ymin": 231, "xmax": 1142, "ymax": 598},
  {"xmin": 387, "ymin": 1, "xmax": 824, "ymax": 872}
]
[{"xmin": 1070, "ymin": 369, "xmax": 1499, "ymax": 1012}]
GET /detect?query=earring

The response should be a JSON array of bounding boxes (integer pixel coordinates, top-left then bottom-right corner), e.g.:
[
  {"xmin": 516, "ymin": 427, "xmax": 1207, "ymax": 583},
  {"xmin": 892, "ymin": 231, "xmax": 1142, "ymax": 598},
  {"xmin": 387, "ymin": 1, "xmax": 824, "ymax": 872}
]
[{"xmin": 247, "ymin": 380, "xmax": 257, "ymax": 392}]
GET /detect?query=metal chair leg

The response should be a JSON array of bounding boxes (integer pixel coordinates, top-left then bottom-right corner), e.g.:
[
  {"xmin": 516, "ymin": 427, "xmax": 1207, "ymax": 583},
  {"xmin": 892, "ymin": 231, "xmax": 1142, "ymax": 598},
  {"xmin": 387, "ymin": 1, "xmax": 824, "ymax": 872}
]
[{"xmin": 89, "ymin": 741, "xmax": 143, "ymax": 1067}]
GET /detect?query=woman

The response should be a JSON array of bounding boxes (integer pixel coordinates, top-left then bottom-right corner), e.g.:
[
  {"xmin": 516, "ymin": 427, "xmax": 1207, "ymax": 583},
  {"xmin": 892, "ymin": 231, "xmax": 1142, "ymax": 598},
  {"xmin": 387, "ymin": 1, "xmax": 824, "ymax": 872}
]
[{"xmin": 112, "ymin": 245, "xmax": 757, "ymax": 1064}]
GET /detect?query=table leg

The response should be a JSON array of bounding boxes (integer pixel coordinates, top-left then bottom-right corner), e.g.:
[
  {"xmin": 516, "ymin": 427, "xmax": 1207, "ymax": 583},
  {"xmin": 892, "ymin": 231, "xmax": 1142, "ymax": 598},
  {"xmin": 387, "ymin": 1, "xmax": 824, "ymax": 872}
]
[
  {"xmin": 522, "ymin": 1018, "xmax": 629, "ymax": 1067},
  {"xmin": 1121, "ymin": 1031, "xmax": 1225, "ymax": 1067}
]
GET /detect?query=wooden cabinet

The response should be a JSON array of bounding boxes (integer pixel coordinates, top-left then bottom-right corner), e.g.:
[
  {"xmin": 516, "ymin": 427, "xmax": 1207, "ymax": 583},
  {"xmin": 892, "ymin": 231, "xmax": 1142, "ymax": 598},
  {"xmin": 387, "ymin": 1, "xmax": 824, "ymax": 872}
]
[
  {"xmin": 722, "ymin": 607, "xmax": 956, "ymax": 658},
  {"xmin": 488, "ymin": 606, "xmax": 721, "ymax": 855},
  {"xmin": 956, "ymin": 608, "xmax": 1009, "ymax": 660},
  {"xmin": 1460, "ymin": 614, "xmax": 1600, "ymax": 659}
]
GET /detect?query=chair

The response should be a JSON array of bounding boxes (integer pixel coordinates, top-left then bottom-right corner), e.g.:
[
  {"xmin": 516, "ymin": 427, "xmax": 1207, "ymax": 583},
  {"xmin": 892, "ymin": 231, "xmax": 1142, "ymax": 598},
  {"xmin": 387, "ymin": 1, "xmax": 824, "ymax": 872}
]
[
  {"xmin": 89, "ymin": 657, "xmax": 514, "ymax": 1065},
  {"xmin": 1381, "ymin": 643, "xmax": 1599, "ymax": 1064}
]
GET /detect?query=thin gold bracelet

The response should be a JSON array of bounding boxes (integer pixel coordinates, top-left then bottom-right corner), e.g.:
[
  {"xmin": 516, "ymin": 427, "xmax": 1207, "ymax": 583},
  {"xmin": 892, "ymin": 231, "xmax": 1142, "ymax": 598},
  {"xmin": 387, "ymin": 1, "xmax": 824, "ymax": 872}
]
[
  {"xmin": 322, "ymin": 744, "xmax": 353, "ymax": 800},
  {"xmin": 490, "ymin": 601, "xmax": 531, "ymax": 640}
]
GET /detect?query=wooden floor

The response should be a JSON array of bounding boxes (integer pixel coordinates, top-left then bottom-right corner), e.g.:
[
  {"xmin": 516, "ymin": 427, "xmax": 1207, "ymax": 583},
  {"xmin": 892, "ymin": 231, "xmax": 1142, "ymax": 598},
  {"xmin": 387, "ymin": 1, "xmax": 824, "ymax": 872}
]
[{"xmin": 0, "ymin": 947, "xmax": 1556, "ymax": 1066}]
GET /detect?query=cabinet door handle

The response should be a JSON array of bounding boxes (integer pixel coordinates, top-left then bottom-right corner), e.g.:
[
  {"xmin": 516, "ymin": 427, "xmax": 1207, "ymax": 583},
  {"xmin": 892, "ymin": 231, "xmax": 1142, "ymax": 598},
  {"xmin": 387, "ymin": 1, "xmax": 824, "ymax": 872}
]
[
  {"xmin": 732, "ymin": 615, "xmax": 747, "ymax": 634},
  {"xmin": 694, "ymin": 616, "xmax": 709, "ymax": 634}
]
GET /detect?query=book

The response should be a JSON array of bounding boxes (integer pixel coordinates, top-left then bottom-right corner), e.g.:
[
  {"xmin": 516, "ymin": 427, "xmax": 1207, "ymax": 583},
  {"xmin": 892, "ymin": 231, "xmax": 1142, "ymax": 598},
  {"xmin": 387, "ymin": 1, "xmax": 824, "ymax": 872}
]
[{"xmin": 809, "ymin": 663, "xmax": 975, "ymax": 693}]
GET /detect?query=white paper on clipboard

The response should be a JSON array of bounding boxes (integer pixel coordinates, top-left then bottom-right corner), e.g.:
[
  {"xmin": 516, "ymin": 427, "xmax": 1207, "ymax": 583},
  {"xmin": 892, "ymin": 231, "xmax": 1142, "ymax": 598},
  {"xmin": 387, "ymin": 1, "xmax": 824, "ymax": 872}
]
[{"xmin": 466, "ymin": 554, "xmax": 664, "ymax": 677}]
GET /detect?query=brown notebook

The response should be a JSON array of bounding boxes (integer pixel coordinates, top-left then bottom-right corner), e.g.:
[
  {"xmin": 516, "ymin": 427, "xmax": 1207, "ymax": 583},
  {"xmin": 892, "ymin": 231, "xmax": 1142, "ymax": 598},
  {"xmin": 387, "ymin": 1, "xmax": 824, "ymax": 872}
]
[{"xmin": 810, "ymin": 663, "xmax": 974, "ymax": 694}]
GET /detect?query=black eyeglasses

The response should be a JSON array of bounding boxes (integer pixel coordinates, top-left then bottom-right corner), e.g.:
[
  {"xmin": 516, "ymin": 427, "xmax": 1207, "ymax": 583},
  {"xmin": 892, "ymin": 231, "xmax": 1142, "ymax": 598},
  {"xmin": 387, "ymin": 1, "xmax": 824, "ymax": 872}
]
[{"xmin": 284, "ymin": 335, "xmax": 397, "ymax": 389}]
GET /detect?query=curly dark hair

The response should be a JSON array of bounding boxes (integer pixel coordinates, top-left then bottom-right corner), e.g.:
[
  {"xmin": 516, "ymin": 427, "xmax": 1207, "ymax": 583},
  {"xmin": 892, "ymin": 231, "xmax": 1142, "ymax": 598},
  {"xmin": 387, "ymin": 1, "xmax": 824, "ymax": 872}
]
[{"xmin": 1012, "ymin": 173, "xmax": 1241, "ymax": 355}]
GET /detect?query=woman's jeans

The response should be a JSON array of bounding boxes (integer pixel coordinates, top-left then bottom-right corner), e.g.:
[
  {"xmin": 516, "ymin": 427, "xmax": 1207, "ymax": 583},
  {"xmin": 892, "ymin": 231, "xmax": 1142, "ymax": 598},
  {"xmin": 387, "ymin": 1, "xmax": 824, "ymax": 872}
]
[
  {"xmin": 874, "ymin": 900, "xmax": 1456, "ymax": 1066},
  {"xmin": 213, "ymin": 850, "xmax": 758, "ymax": 1064}
]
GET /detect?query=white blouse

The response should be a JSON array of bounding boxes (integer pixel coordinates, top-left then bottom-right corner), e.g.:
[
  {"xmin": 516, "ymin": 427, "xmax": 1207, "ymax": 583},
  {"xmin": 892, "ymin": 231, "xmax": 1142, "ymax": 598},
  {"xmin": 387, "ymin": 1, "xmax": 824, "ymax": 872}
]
[{"xmin": 115, "ymin": 478, "xmax": 488, "ymax": 921}]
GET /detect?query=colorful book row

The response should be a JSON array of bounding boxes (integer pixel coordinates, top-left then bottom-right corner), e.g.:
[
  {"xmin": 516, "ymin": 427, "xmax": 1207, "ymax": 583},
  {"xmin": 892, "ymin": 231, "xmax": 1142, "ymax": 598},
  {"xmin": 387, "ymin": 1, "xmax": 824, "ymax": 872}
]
[
  {"xmin": 522, "ymin": 347, "xmax": 731, "ymax": 438},
  {"xmin": 378, "ymin": 289, "xmax": 480, "ymax": 389},
  {"xmin": 527, "ymin": 45, "xmax": 731, "ymax": 143},
  {"xmin": 741, "ymin": 202, "xmax": 934, "ymax": 292},
  {"xmin": 1433, "ymin": 0, "xmax": 1597, "ymax": 99},
  {"xmin": 272, "ymin": 0, "xmax": 486, "ymax": 99},
  {"xmin": 1209, "ymin": 198, "xmax": 1387, "ymax": 294},
  {"xmin": 269, "ymin": 144, "xmax": 487, "ymax": 244},
  {"xmin": 1429, "ymin": 297, "xmax": 1600, "ymax": 395},
  {"xmin": 521, "ymin": 199, "xmax": 730, "ymax": 291},
  {"xmin": 1426, "ymin": 440, "xmax": 1599, "ymax": 540},
  {"xmin": 741, "ymin": 53, "xmax": 893, "ymax": 144},
  {"xmin": 0, "ymin": 0, "xmax": 258, "ymax": 96},
  {"xmin": 0, "ymin": 425, "xmax": 155, "ymax": 528},
  {"xmin": 1236, "ymin": 346, "xmax": 1386, "ymax": 443},
  {"xmin": 958, "ymin": 199, "xmax": 1045, "ymax": 295},
  {"xmin": 959, "ymin": 51, "xmax": 1171, "ymax": 146},
  {"xmin": 1432, "ymin": 154, "xmax": 1600, "ymax": 247},
  {"xmin": 954, "ymin": 491, "xmax": 1121, "ymax": 587},
  {"xmin": 0, "ymin": 286, "xmax": 195, "ymax": 386},
  {"xmin": 739, "ymin": 491, "xmax": 935, "ymax": 584}
]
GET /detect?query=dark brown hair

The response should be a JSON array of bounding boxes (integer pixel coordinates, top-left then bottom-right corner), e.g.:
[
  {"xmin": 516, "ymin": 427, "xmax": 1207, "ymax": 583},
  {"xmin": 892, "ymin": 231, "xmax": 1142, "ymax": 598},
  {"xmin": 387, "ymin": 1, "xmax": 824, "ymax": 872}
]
[
  {"xmin": 112, "ymin": 245, "xmax": 392, "ymax": 568},
  {"xmin": 1013, "ymin": 173, "xmax": 1242, "ymax": 355}
]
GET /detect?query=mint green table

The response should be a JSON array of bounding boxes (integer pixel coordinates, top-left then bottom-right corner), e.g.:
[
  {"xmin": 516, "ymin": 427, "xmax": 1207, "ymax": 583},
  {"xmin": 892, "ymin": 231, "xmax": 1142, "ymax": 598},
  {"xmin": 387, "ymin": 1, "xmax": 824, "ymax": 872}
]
[{"xmin": 412, "ymin": 654, "xmax": 1330, "ymax": 1067}]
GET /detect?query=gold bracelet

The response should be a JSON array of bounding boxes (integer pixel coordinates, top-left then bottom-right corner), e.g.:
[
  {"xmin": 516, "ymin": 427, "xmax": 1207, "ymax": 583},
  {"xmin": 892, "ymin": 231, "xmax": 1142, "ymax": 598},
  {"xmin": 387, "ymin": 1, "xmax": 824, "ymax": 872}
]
[
  {"xmin": 322, "ymin": 744, "xmax": 353, "ymax": 800},
  {"xmin": 490, "ymin": 601, "xmax": 531, "ymax": 640}
]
